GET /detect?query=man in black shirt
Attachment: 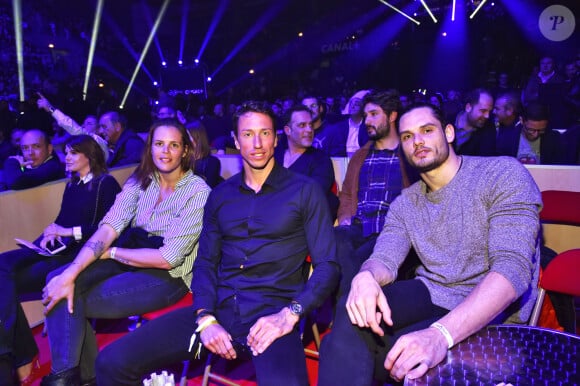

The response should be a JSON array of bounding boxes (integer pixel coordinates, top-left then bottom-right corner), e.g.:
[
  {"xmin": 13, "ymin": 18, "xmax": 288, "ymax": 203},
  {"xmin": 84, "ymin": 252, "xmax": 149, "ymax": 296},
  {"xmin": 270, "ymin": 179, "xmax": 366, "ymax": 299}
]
[{"xmin": 96, "ymin": 101, "xmax": 339, "ymax": 385}]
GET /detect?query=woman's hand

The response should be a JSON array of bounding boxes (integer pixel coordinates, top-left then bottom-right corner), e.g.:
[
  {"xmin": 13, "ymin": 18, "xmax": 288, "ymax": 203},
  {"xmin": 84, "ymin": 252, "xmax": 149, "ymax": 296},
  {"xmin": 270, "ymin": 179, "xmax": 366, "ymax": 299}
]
[
  {"xmin": 39, "ymin": 234, "xmax": 61, "ymax": 250},
  {"xmin": 42, "ymin": 271, "xmax": 76, "ymax": 314},
  {"xmin": 43, "ymin": 223, "xmax": 71, "ymax": 238}
]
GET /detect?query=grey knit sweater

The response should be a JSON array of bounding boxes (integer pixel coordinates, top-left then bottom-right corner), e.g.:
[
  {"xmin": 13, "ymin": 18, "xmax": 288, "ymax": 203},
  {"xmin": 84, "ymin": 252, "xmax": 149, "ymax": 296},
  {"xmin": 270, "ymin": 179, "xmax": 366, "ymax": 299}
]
[{"xmin": 368, "ymin": 156, "xmax": 542, "ymax": 324}]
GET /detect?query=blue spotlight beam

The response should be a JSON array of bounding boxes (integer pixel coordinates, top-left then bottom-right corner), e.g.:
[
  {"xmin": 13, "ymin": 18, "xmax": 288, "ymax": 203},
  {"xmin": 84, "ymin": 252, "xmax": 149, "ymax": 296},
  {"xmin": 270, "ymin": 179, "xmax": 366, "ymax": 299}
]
[
  {"xmin": 211, "ymin": 0, "xmax": 289, "ymax": 78},
  {"xmin": 141, "ymin": 0, "xmax": 166, "ymax": 65},
  {"xmin": 196, "ymin": 0, "xmax": 228, "ymax": 61},
  {"xmin": 218, "ymin": 5, "xmax": 387, "ymax": 95},
  {"xmin": 420, "ymin": 0, "xmax": 438, "ymax": 23},
  {"xmin": 178, "ymin": 0, "xmax": 190, "ymax": 62},
  {"xmin": 120, "ymin": 0, "xmax": 171, "ymax": 108},
  {"xmin": 103, "ymin": 12, "xmax": 155, "ymax": 82},
  {"xmin": 377, "ymin": 0, "xmax": 420, "ymax": 25},
  {"xmin": 83, "ymin": 0, "xmax": 104, "ymax": 101},
  {"xmin": 469, "ymin": 0, "xmax": 487, "ymax": 19},
  {"xmin": 12, "ymin": 0, "xmax": 25, "ymax": 101}
]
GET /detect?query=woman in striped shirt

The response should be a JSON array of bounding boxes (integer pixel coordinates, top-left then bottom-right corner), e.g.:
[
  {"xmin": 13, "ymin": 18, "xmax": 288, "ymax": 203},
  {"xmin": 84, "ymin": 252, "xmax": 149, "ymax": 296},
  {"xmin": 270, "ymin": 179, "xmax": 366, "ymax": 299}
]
[{"xmin": 41, "ymin": 119, "xmax": 211, "ymax": 386}]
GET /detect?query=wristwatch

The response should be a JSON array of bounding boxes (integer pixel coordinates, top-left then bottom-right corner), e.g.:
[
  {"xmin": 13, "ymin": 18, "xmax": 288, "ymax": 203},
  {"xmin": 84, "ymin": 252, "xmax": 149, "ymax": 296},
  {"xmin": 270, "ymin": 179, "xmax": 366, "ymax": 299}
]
[{"xmin": 288, "ymin": 301, "xmax": 304, "ymax": 317}]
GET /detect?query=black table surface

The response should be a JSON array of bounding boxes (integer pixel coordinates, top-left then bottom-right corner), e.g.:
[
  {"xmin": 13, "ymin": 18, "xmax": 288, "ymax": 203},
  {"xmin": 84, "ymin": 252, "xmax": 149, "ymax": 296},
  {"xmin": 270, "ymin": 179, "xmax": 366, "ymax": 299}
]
[{"xmin": 405, "ymin": 325, "xmax": 579, "ymax": 386}]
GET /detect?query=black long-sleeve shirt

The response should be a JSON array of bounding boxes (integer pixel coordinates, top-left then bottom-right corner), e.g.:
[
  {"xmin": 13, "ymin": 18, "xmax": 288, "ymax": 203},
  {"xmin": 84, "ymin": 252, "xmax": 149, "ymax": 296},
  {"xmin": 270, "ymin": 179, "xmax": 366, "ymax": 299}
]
[
  {"xmin": 191, "ymin": 162, "xmax": 339, "ymax": 323},
  {"xmin": 54, "ymin": 174, "xmax": 121, "ymax": 241},
  {"xmin": 3, "ymin": 153, "xmax": 64, "ymax": 190}
]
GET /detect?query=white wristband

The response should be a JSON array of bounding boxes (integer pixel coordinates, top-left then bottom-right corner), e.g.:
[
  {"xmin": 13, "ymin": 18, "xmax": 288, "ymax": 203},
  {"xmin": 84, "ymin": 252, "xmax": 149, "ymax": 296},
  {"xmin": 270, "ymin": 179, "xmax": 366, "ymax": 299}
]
[
  {"xmin": 430, "ymin": 322, "xmax": 454, "ymax": 349},
  {"xmin": 110, "ymin": 247, "xmax": 117, "ymax": 260},
  {"xmin": 73, "ymin": 226, "xmax": 82, "ymax": 241}
]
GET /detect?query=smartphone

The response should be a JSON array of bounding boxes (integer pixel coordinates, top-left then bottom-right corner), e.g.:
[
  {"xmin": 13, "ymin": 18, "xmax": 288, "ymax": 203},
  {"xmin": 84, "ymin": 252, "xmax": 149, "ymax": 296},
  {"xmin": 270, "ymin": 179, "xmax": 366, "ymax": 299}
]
[{"xmin": 45, "ymin": 238, "xmax": 67, "ymax": 255}]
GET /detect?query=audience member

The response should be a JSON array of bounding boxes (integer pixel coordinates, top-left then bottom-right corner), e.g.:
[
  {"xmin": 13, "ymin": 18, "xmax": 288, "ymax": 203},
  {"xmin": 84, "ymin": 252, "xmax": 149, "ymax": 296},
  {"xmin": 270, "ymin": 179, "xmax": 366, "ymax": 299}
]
[
  {"xmin": 523, "ymin": 56, "xmax": 564, "ymax": 105},
  {"xmin": 494, "ymin": 91, "xmax": 523, "ymax": 148},
  {"xmin": 302, "ymin": 95, "xmax": 346, "ymax": 157},
  {"xmin": 319, "ymin": 103, "xmax": 542, "ymax": 385},
  {"xmin": 202, "ymin": 102, "xmax": 232, "ymax": 153},
  {"xmin": 274, "ymin": 104, "xmax": 339, "ymax": 220},
  {"xmin": 2, "ymin": 128, "xmax": 64, "ymax": 191},
  {"xmin": 337, "ymin": 89, "xmax": 370, "ymax": 157},
  {"xmin": 186, "ymin": 120, "xmax": 223, "ymax": 188},
  {"xmin": 41, "ymin": 119, "xmax": 211, "ymax": 385},
  {"xmin": 453, "ymin": 88, "xmax": 496, "ymax": 156},
  {"xmin": 523, "ymin": 56, "xmax": 567, "ymax": 128},
  {"xmin": 496, "ymin": 102, "xmax": 568, "ymax": 164},
  {"xmin": 335, "ymin": 90, "xmax": 416, "ymax": 297},
  {"xmin": 0, "ymin": 135, "xmax": 120, "ymax": 385},
  {"xmin": 36, "ymin": 92, "xmax": 108, "ymax": 161},
  {"xmin": 95, "ymin": 101, "xmax": 339, "ymax": 385},
  {"xmin": 98, "ymin": 111, "xmax": 145, "ymax": 167}
]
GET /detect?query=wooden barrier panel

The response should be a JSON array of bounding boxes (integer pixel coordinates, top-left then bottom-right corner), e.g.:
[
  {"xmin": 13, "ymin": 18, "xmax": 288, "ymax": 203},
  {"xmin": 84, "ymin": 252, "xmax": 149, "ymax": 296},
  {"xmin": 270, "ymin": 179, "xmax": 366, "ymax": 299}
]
[{"xmin": 0, "ymin": 165, "xmax": 137, "ymax": 253}]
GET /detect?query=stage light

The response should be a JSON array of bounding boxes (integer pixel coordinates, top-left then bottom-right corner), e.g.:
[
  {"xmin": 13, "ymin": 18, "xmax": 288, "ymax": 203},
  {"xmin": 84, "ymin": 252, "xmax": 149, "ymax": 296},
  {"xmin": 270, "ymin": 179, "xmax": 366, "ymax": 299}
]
[
  {"xmin": 420, "ymin": 0, "xmax": 438, "ymax": 23},
  {"xmin": 48, "ymin": 43, "xmax": 54, "ymax": 48},
  {"xmin": 12, "ymin": 0, "xmax": 25, "ymax": 101},
  {"xmin": 452, "ymin": 0, "xmax": 456, "ymax": 21},
  {"xmin": 178, "ymin": 0, "xmax": 190, "ymax": 68},
  {"xmin": 194, "ymin": 58, "xmax": 199, "ymax": 64},
  {"xmin": 249, "ymin": 69, "xmax": 255, "ymax": 74},
  {"xmin": 298, "ymin": 32, "xmax": 303, "ymax": 37},
  {"xmin": 82, "ymin": 0, "xmax": 103, "ymax": 101},
  {"xmin": 98, "ymin": 82, "xmax": 104, "ymax": 88},
  {"xmin": 154, "ymin": 100, "xmax": 159, "ymax": 105},
  {"xmin": 469, "ymin": 0, "xmax": 487, "ymax": 19},
  {"xmin": 162, "ymin": 61, "xmax": 167, "ymax": 66},
  {"xmin": 442, "ymin": 31, "xmax": 447, "ymax": 36},
  {"xmin": 377, "ymin": 0, "xmax": 420, "ymax": 25},
  {"xmin": 178, "ymin": 60, "xmax": 183, "ymax": 65},
  {"xmin": 207, "ymin": 76, "xmax": 212, "ymax": 82},
  {"xmin": 153, "ymin": 81, "xmax": 158, "ymax": 86},
  {"xmin": 120, "ymin": 0, "xmax": 170, "ymax": 109}
]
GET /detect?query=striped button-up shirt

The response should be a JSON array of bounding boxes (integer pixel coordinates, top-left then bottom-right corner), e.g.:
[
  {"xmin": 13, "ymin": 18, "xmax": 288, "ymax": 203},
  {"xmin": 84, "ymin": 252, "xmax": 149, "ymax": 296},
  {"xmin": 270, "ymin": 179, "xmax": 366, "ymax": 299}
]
[{"xmin": 101, "ymin": 170, "xmax": 210, "ymax": 286}]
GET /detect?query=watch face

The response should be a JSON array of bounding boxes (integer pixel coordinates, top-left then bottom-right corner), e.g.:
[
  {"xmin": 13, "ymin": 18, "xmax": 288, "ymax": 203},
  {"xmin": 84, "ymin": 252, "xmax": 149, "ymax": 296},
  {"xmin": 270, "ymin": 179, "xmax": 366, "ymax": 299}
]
[{"xmin": 290, "ymin": 302, "xmax": 303, "ymax": 315}]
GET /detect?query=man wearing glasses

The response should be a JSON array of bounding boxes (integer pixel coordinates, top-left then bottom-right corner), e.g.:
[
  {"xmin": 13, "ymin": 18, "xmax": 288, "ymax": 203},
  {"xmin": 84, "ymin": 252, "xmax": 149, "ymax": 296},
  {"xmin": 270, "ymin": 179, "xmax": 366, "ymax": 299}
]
[{"xmin": 496, "ymin": 102, "xmax": 569, "ymax": 164}]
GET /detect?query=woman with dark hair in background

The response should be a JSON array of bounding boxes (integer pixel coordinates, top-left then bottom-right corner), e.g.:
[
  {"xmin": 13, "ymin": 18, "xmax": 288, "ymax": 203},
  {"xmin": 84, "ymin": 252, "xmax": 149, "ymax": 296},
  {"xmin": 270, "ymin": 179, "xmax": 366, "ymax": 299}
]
[
  {"xmin": 187, "ymin": 120, "xmax": 223, "ymax": 188},
  {"xmin": 41, "ymin": 119, "xmax": 210, "ymax": 386},
  {"xmin": 0, "ymin": 135, "xmax": 121, "ymax": 385}
]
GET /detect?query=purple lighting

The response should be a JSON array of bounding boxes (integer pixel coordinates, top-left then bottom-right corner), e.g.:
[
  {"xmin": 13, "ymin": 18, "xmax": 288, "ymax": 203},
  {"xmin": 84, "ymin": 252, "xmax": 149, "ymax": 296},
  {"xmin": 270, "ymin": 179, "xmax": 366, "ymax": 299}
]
[
  {"xmin": 196, "ymin": 0, "xmax": 228, "ymax": 63},
  {"xmin": 211, "ymin": 0, "xmax": 289, "ymax": 79},
  {"xmin": 178, "ymin": 0, "xmax": 190, "ymax": 64}
]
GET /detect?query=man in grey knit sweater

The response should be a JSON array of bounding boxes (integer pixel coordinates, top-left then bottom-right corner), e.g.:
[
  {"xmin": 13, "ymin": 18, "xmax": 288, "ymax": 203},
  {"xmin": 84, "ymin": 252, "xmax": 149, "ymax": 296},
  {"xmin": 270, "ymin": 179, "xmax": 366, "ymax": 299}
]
[{"xmin": 319, "ymin": 104, "xmax": 542, "ymax": 385}]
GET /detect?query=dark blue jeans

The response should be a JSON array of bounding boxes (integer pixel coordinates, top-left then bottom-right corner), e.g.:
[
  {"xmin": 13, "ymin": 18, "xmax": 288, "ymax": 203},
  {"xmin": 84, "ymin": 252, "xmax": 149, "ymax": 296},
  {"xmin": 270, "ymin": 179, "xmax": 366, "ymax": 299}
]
[
  {"xmin": 96, "ymin": 305, "xmax": 309, "ymax": 386},
  {"xmin": 45, "ymin": 260, "xmax": 188, "ymax": 381},
  {"xmin": 0, "ymin": 247, "xmax": 76, "ymax": 370},
  {"xmin": 334, "ymin": 224, "xmax": 378, "ymax": 299},
  {"xmin": 318, "ymin": 280, "xmax": 449, "ymax": 386}
]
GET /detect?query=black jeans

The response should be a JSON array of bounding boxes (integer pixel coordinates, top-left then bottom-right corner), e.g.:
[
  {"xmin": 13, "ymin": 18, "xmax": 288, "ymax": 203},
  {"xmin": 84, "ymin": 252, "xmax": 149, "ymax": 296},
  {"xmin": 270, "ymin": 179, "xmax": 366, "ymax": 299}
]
[
  {"xmin": 96, "ymin": 303, "xmax": 309, "ymax": 386},
  {"xmin": 0, "ymin": 247, "xmax": 77, "ymax": 369},
  {"xmin": 318, "ymin": 279, "xmax": 449, "ymax": 386}
]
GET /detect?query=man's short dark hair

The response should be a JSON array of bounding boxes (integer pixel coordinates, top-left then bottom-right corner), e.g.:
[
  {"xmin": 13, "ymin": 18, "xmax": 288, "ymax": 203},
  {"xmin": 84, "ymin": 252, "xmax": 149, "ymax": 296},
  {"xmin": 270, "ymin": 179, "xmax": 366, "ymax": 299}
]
[
  {"xmin": 522, "ymin": 102, "xmax": 550, "ymax": 122},
  {"xmin": 397, "ymin": 103, "xmax": 447, "ymax": 132},
  {"xmin": 103, "ymin": 111, "xmax": 127, "ymax": 129},
  {"xmin": 362, "ymin": 89, "xmax": 401, "ymax": 117},
  {"xmin": 283, "ymin": 105, "xmax": 312, "ymax": 126},
  {"xmin": 496, "ymin": 91, "xmax": 522, "ymax": 116},
  {"xmin": 464, "ymin": 88, "xmax": 493, "ymax": 107},
  {"xmin": 232, "ymin": 101, "xmax": 276, "ymax": 136}
]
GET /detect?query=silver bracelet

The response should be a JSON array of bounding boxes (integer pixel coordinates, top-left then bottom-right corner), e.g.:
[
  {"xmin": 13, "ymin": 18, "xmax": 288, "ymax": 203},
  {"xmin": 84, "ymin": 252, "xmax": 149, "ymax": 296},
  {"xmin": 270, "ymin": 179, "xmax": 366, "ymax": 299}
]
[
  {"xmin": 110, "ymin": 247, "xmax": 117, "ymax": 260},
  {"xmin": 430, "ymin": 322, "xmax": 454, "ymax": 349}
]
